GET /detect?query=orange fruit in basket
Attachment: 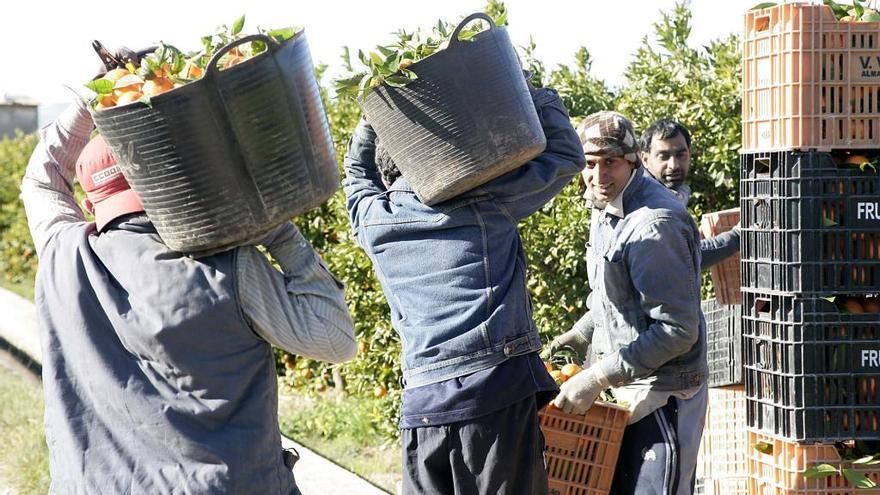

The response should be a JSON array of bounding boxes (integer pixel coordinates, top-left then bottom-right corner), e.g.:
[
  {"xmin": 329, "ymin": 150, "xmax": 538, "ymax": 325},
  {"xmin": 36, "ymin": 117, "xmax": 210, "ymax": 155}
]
[
  {"xmin": 114, "ymin": 82, "xmax": 143, "ymax": 100},
  {"xmin": 151, "ymin": 63, "xmax": 172, "ymax": 79},
  {"xmin": 561, "ymin": 363, "xmax": 582, "ymax": 378},
  {"xmin": 103, "ymin": 68, "xmax": 131, "ymax": 83},
  {"xmin": 115, "ymin": 91, "xmax": 144, "ymax": 106},
  {"xmin": 863, "ymin": 298, "xmax": 880, "ymax": 313},
  {"xmin": 841, "ymin": 298, "xmax": 865, "ymax": 314},
  {"xmin": 142, "ymin": 77, "xmax": 174, "ymax": 97},
  {"xmin": 844, "ymin": 155, "xmax": 870, "ymax": 166},
  {"xmin": 544, "ymin": 361, "xmax": 554, "ymax": 373},
  {"xmin": 97, "ymin": 94, "xmax": 116, "ymax": 108},
  {"xmin": 182, "ymin": 61, "xmax": 204, "ymax": 79},
  {"xmin": 223, "ymin": 54, "xmax": 246, "ymax": 69},
  {"xmin": 549, "ymin": 370, "xmax": 565, "ymax": 384}
]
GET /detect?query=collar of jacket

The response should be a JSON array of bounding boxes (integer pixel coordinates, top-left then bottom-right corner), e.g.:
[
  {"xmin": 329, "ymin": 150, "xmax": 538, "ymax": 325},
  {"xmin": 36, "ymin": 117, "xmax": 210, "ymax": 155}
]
[
  {"xmin": 104, "ymin": 213, "xmax": 156, "ymax": 234},
  {"xmin": 594, "ymin": 165, "xmax": 647, "ymax": 220},
  {"xmin": 387, "ymin": 177, "xmax": 414, "ymax": 194}
]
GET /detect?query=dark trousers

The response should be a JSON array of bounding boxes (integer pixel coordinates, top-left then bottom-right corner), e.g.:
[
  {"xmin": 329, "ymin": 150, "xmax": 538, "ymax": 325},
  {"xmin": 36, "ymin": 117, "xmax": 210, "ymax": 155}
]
[
  {"xmin": 400, "ymin": 394, "xmax": 548, "ymax": 495},
  {"xmin": 611, "ymin": 396, "xmax": 694, "ymax": 495}
]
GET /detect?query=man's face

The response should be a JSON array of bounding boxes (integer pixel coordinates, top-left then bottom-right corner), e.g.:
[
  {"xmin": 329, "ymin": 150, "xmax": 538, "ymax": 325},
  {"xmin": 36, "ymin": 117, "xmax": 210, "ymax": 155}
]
[
  {"xmin": 642, "ymin": 133, "xmax": 691, "ymax": 188},
  {"xmin": 583, "ymin": 155, "xmax": 636, "ymax": 208}
]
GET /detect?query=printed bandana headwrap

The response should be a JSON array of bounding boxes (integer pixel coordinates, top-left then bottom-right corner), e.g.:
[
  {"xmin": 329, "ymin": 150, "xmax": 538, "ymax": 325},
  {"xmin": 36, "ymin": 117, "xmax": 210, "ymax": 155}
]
[{"xmin": 577, "ymin": 111, "xmax": 640, "ymax": 163}]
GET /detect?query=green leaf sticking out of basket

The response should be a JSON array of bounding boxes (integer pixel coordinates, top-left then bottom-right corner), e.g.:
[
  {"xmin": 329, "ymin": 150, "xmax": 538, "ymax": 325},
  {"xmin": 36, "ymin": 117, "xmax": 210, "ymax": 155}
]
[
  {"xmin": 334, "ymin": 2, "xmax": 509, "ymax": 100},
  {"xmin": 751, "ymin": 2, "xmax": 777, "ymax": 10}
]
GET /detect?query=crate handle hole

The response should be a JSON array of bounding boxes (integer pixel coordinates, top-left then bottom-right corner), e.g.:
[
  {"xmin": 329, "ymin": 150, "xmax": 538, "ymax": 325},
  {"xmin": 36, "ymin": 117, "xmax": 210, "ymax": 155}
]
[
  {"xmin": 754, "ymin": 297, "xmax": 771, "ymax": 318},
  {"xmin": 755, "ymin": 157, "xmax": 773, "ymax": 177},
  {"xmin": 754, "ymin": 16, "xmax": 770, "ymax": 33}
]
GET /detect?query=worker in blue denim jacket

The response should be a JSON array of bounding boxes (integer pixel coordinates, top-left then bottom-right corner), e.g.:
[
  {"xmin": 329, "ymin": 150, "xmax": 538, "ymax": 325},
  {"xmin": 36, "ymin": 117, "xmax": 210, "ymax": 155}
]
[
  {"xmin": 343, "ymin": 86, "xmax": 585, "ymax": 494},
  {"xmin": 551, "ymin": 111, "xmax": 708, "ymax": 495}
]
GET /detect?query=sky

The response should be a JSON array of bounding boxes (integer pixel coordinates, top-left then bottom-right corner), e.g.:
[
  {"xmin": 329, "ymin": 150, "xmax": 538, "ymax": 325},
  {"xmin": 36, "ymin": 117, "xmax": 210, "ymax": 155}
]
[{"xmin": 4, "ymin": 0, "xmax": 758, "ymax": 106}]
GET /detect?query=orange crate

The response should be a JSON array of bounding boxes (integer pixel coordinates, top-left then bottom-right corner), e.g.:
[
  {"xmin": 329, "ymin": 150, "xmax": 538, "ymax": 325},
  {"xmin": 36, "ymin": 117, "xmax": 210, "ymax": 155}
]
[
  {"xmin": 700, "ymin": 208, "xmax": 742, "ymax": 305},
  {"xmin": 697, "ymin": 386, "xmax": 749, "ymax": 495},
  {"xmin": 539, "ymin": 402, "xmax": 630, "ymax": 495},
  {"xmin": 743, "ymin": 3, "xmax": 880, "ymax": 151},
  {"xmin": 698, "ymin": 477, "xmax": 749, "ymax": 495},
  {"xmin": 748, "ymin": 430, "xmax": 880, "ymax": 495}
]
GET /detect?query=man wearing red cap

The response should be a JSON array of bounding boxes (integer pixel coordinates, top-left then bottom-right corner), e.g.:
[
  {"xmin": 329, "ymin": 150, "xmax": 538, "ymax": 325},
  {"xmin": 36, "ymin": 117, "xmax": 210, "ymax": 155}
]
[{"xmin": 20, "ymin": 101, "xmax": 356, "ymax": 494}]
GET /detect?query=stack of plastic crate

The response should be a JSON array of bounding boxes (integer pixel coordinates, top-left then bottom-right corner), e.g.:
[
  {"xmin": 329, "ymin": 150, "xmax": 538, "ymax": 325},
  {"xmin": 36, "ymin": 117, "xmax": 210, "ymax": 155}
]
[
  {"xmin": 741, "ymin": 3, "xmax": 880, "ymax": 493},
  {"xmin": 695, "ymin": 386, "xmax": 749, "ymax": 494}
]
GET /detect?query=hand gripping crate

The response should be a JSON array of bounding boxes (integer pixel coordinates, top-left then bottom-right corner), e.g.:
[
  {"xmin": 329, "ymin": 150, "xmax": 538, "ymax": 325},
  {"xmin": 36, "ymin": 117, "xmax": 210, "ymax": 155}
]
[
  {"xmin": 539, "ymin": 402, "xmax": 629, "ymax": 495},
  {"xmin": 748, "ymin": 430, "xmax": 880, "ymax": 495},
  {"xmin": 743, "ymin": 3, "xmax": 880, "ymax": 151},
  {"xmin": 742, "ymin": 290, "xmax": 880, "ymax": 443},
  {"xmin": 700, "ymin": 208, "xmax": 742, "ymax": 305},
  {"xmin": 740, "ymin": 150, "xmax": 880, "ymax": 295},
  {"xmin": 696, "ymin": 385, "xmax": 749, "ymax": 495},
  {"xmin": 701, "ymin": 299, "xmax": 744, "ymax": 387}
]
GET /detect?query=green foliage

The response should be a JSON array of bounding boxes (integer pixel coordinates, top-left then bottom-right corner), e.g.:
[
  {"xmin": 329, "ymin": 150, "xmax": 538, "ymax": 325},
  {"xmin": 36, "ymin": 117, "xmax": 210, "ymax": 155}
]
[
  {"xmin": 277, "ymin": 64, "xmax": 403, "ymax": 437},
  {"xmin": 334, "ymin": 4, "xmax": 509, "ymax": 99},
  {"xmin": 278, "ymin": 393, "xmax": 402, "ymax": 491},
  {"xmin": 520, "ymin": 180, "xmax": 591, "ymax": 343},
  {"xmin": 616, "ymin": 2, "xmax": 741, "ymax": 220},
  {"xmin": 520, "ymin": 41, "xmax": 614, "ymax": 120},
  {"xmin": 0, "ymin": 366, "xmax": 50, "ymax": 494},
  {"xmin": 823, "ymin": 0, "xmax": 880, "ymax": 21},
  {"xmin": 0, "ymin": 132, "xmax": 39, "ymax": 284}
]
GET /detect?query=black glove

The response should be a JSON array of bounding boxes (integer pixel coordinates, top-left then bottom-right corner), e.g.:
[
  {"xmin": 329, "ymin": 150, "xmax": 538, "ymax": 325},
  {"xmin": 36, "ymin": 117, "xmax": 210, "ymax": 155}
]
[{"xmin": 92, "ymin": 41, "xmax": 156, "ymax": 78}]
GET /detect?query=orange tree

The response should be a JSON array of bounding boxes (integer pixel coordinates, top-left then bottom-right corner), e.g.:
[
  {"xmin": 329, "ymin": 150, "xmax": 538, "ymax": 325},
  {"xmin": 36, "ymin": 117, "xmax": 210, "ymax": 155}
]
[
  {"xmin": 615, "ymin": 3, "xmax": 742, "ymax": 220},
  {"xmin": 0, "ymin": 132, "xmax": 39, "ymax": 284}
]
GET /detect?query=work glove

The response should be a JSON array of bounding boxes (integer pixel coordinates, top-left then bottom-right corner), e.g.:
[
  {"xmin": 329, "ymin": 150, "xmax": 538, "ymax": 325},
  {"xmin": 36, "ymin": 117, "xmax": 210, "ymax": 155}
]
[
  {"xmin": 542, "ymin": 327, "xmax": 590, "ymax": 363},
  {"xmin": 552, "ymin": 365, "xmax": 612, "ymax": 415}
]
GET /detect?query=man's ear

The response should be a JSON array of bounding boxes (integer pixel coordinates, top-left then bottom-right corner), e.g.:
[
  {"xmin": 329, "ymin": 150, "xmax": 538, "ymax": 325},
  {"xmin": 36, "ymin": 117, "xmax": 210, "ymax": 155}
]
[
  {"xmin": 640, "ymin": 151, "xmax": 649, "ymax": 164},
  {"xmin": 82, "ymin": 198, "xmax": 94, "ymax": 215}
]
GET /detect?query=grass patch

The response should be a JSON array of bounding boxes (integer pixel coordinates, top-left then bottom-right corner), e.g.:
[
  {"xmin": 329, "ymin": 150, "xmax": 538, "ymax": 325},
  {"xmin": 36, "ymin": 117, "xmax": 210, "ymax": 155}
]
[
  {"xmin": 278, "ymin": 392, "xmax": 401, "ymax": 494},
  {"xmin": 0, "ymin": 277, "xmax": 35, "ymax": 301},
  {"xmin": 0, "ymin": 364, "xmax": 48, "ymax": 494}
]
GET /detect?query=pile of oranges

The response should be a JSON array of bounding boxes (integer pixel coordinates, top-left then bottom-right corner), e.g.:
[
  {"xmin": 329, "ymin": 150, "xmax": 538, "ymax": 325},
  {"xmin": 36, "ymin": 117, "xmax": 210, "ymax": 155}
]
[
  {"xmin": 94, "ymin": 68, "xmax": 176, "ymax": 110},
  {"xmin": 544, "ymin": 361, "xmax": 582, "ymax": 385},
  {"xmin": 90, "ymin": 50, "xmax": 248, "ymax": 111},
  {"xmin": 86, "ymin": 15, "xmax": 298, "ymax": 111},
  {"xmin": 838, "ymin": 296, "xmax": 880, "ymax": 314}
]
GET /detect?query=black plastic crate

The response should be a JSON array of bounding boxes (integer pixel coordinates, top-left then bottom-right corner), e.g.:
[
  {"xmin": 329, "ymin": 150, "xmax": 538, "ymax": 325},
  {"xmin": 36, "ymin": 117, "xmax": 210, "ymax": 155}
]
[
  {"xmin": 742, "ymin": 290, "xmax": 880, "ymax": 443},
  {"xmin": 740, "ymin": 150, "xmax": 880, "ymax": 295},
  {"xmin": 701, "ymin": 299, "xmax": 743, "ymax": 387}
]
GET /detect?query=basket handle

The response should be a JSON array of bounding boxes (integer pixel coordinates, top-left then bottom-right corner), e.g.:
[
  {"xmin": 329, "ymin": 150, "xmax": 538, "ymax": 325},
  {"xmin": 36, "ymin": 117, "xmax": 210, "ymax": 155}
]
[
  {"xmin": 449, "ymin": 12, "xmax": 496, "ymax": 48},
  {"xmin": 206, "ymin": 34, "xmax": 279, "ymax": 77}
]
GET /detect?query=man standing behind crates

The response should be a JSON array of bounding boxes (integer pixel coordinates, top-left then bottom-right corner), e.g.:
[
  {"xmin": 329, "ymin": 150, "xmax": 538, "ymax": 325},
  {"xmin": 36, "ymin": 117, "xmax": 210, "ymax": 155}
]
[
  {"xmin": 552, "ymin": 111, "xmax": 708, "ymax": 495},
  {"xmin": 640, "ymin": 118, "xmax": 739, "ymax": 268}
]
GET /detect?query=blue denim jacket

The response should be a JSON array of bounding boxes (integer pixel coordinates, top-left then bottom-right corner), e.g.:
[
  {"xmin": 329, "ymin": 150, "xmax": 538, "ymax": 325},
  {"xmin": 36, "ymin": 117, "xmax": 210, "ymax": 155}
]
[
  {"xmin": 586, "ymin": 168, "xmax": 708, "ymax": 391},
  {"xmin": 344, "ymin": 89, "xmax": 585, "ymax": 388}
]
